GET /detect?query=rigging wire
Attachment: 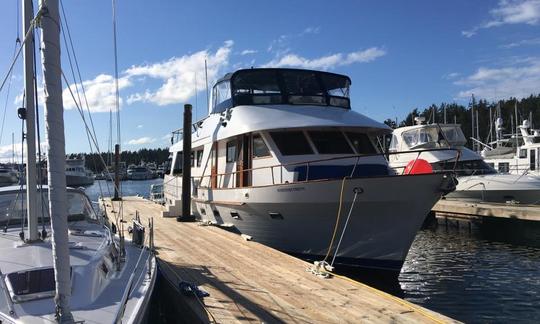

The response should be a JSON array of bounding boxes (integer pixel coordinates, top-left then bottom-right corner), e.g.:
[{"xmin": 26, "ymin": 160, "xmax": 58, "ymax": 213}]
[
  {"xmin": 58, "ymin": 1, "xmax": 109, "ymax": 198},
  {"xmin": 0, "ymin": 40, "xmax": 21, "ymax": 146}
]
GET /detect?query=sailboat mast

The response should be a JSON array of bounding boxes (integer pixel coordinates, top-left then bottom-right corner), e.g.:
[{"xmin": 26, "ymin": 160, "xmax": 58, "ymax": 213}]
[
  {"xmin": 23, "ymin": 0, "xmax": 39, "ymax": 241},
  {"xmin": 39, "ymin": 0, "xmax": 73, "ymax": 319}
]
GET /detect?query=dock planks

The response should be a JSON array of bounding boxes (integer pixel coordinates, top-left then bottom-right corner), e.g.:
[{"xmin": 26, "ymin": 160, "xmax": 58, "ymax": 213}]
[
  {"xmin": 433, "ymin": 199, "xmax": 540, "ymax": 222},
  {"xmin": 103, "ymin": 196, "xmax": 457, "ymax": 323}
]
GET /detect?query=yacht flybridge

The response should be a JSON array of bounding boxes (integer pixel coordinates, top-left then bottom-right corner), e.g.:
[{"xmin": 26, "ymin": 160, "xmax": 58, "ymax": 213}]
[
  {"xmin": 389, "ymin": 119, "xmax": 540, "ymax": 204},
  {"xmin": 163, "ymin": 68, "xmax": 456, "ymax": 273}
]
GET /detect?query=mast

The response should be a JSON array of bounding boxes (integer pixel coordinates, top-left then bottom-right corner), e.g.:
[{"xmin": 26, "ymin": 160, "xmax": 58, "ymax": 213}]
[
  {"xmin": 471, "ymin": 94, "xmax": 475, "ymax": 151},
  {"xmin": 39, "ymin": 0, "xmax": 73, "ymax": 320},
  {"xmin": 514, "ymin": 100, "xmax": 519, "ymax": 148},
  {"xmin": 23, "ymin": 0, "xmax": 39, "ymax": 241}
]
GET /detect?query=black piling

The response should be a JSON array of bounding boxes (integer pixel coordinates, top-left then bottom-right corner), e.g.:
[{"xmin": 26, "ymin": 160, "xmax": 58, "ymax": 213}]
[{"xmin": 178, "ymin": 104, "xmax": 194, "ymax": 222}]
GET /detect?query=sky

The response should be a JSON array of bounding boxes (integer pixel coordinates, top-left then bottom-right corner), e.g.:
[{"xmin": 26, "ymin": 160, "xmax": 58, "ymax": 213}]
[{"xmin": 0, "ymin": 0, "xmax": 539, "ymax": 161}]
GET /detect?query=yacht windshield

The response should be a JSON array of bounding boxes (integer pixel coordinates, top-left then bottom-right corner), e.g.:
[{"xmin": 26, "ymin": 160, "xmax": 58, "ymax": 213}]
[
  {"xmin": 221, "ymin": 69, "xmax": 351, "ymax": 110},
  {"xmin": 402, "ymin": 126, "xmax": 448, "ymax": 149},
  {"xmin": 432, "ymin": 159, "xmax": 497, "ymax": 176},
  {"xmin": 0, "ymin": 190, "xmax": 97, "ymax": 226},
  {"xmin": 440, "ymin": 125, "xmax": 467, "ymax": 146}
]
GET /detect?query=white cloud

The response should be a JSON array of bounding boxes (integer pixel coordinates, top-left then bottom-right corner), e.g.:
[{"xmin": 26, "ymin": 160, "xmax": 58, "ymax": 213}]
[
  {"xmin": 136, "ymin": 124, "xmax": 143, "ymax": 129},
  {"xmin": 240, "ymin": 49, "xmax": 257, "ymax": 55},
  {"xmin": 455, "ymin": 57, "xmax": 540, "ymax": 100},
  {"xmin": 126, "ymin": 137, "xmax": 156, "ymax": 145},
  {"xmin": 263, "ymin": 47, "xmax": 386, "ymax": 70},
  {"xmin": 0, "ymin": 141, "xmax": 48, "ymax": 163},
  {"xmin": 125, "ymin": 41, "xmax": 233, "ymax": 106},
  {"xmin": 463, "ymin": 0, "xmax": 540, "ymax": 37},
  {"xmin": 63, "ymin": 74, "xmax": 131, "ymax": 113},
  {"xmin": 500, "ymin": 37, "xmax": 540, "ymax": 48},
  {"xmin": 443, "ymin": 72, "xmax": 461, "ymax": 80}
]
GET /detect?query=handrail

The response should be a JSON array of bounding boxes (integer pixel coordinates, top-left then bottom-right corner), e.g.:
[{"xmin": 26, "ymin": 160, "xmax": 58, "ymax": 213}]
[{"xmin": 181, "ymin": 148, "xmax": 461, "ymax": 189}]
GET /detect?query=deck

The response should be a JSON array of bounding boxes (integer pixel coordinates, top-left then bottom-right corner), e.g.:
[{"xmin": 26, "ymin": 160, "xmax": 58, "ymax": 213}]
[{"xmin": 103, "ymin": 196, "xmax": 457, "ymax": 323}]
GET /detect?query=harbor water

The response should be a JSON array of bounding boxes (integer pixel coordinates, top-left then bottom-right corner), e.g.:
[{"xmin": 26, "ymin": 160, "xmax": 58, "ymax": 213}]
[{"xmin": 84, "ymin": 179, "xmax": 540, "ymax": 323}]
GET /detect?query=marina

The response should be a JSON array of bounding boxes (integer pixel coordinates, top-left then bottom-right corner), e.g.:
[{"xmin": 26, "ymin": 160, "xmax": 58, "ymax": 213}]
[{"xmin": 0, "ymin": 0, "xmax": 540, "ymax": 322}]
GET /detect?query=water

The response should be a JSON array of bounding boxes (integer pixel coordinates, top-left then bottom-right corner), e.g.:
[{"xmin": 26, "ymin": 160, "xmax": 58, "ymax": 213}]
[
  {"xmin": 400, "ymin": 226, "xmax": 540, "ymax": 323},
  {"xmin": 82, "ymin": 179, "xmax": 540, "ymax": 323}
]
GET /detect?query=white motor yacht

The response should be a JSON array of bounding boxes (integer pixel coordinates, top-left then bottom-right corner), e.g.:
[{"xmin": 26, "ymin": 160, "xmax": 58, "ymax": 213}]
[
  {"xmin": 388, "ymin": 119, "xmax": 540, "ymax": 204},
  {"xmin": 482, "ymin": 119, "xmax": 540, "ymax": 176},
  {"xmin": 0, "ymin": 165, "xmax": 19, "ymax": 187},
  {"xmin": 127, "ymin": 165, "xmax": 152, "ymax": 180},
  {"xmin": 163, "ymin": 68, "xmax": 456, "ymax": 273},
  {"xmin": 66, "ymin": 158, "xmax": 95, "ymax": 186}
]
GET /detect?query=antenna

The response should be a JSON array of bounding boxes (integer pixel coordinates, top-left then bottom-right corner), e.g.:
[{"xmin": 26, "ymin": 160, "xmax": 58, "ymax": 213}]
[
  {"xmin": 194, "ymin": 72, "xmax": 198, "ymax": 121},
  {"xmin": 205, "ymin": 59, "xmax": 209, "ymax": 113}
]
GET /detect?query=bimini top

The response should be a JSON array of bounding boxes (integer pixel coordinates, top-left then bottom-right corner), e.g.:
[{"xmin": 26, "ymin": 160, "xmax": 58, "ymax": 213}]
[{"xmin": 210, "ymin": 68, "xmax": 351, "ymax": 114}]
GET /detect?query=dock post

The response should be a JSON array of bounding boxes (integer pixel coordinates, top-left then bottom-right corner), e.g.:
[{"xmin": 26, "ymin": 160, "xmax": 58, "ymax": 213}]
[
  {"xmin": 178, "ymin": 104, "xmax": 192, "ymax": 221},
  {"xmin": 113, "ymin": 144, "xmax": 121, "ymax": 201}
]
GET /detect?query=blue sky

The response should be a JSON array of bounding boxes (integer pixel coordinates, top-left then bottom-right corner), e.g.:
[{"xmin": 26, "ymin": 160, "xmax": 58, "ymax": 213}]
[{"xmin": 0, "ymin": 0, "xmax": 539, "ymax": 161}]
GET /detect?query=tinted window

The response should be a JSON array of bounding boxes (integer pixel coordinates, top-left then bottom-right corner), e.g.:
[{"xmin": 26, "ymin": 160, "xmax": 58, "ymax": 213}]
[
  {"xmin": 226, "ymin": 141, "xmax": 237, "ymax": 163},
  {"xmin": 270, "ymin": 131, "xmax": 314, "ymax": 155},
  {"xmin": 282, "ymin": 70, "xmax": 326, "ymax": 105},
  {"xmin": 196, "ymin": 150, "xmax": 204, "ymax": 167},
  {"xmin": 308, "ymin": 131, "xmax": 353, "ymax": 154},
  {"xmin": 433, "ymin": 159, "xmax": 497, "ymax": 176},
  {"xmin": 173, "ymin": 152, "xmax": 183, "ymax": 175},
  {"xmin": 7, "ymin": 268, "xmax": 56, "ymax": 296},
  {"xmin": 346, "ymin": 132, "xmax": 377, "ymax": 154},
  {"xmin": 253, "ymin": 134, "xmax": 271, "ymax": 158},
  {"xmin": 498, "ymin": 162, "xmax": 510, "ymax": 173}
]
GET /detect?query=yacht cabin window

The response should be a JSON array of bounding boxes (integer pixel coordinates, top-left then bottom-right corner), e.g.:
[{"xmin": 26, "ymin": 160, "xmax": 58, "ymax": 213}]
[
  {"xmin": 498, "ymin": 162, "xmax": 510, "ymax": 173},
  {"xmin": 389, "ymin": 134, "xmax": 399, "ymax": 152},
  {"xmin": 196, "ymin": 149, "xmax": 204, "ymax": 167},
  {"xmin": 173, "ymin": 152, "xmax": 183, "ymax": 175},
  {"xmin": 213, "ymin": 81, "xmax": 232, "ymax": 113},
  {"xmin": 270, "ymin": 131, "xmax": 314, "ymax": 156},
  {"xmin": 252, "ymin": 134, "xmax": 271, "ymax": 158},
  {"xmin": 226, "ymin": 140, "xmax": 237, "ymax": 163},
  {"xmin": 190, "ymin": 152, "xmax": 195, "ymax": 167},
  {"xmin": 346, "ymin": 132, "xmax": 377, "ymax": 154},
  {"xmin": 519, "ymin": 149, "xmax": 527, "ymax": 158},
  {"xmin": 308, "ymin": 131, "xmax": 354, "ymax": 154}
]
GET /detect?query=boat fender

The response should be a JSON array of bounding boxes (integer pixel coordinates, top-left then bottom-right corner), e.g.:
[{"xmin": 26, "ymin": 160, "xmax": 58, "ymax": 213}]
[{"xmin": 404, "ymin": 159, "xmax": 433, "ymax": 175}]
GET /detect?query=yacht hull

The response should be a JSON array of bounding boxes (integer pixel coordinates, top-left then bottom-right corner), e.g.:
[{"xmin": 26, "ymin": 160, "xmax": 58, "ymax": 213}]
[
  {"xmin": 448, "ymin": 174, "xmax": 540, "ymax": 204},
  {"xmin": 192, "ymin": 173, "xmax": 449, "ymax": 272},
  {"xmin": 66, "ymin": 174, "xmax": 94, "ymax": 186}
]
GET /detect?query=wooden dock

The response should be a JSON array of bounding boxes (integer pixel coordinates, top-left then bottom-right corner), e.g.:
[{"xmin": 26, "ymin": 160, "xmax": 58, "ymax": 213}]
[
  {"xmin": 103, "ymin": 196, "xmax": 456, "ymax": 323},
  {"xmin": 433, "ymin": 199, "xmax": 540, "ymax": 223}
]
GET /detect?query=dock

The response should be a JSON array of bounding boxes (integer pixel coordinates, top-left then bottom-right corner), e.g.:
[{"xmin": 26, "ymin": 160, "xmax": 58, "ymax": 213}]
[
  {"xmin": 103, "ymin": 196, "xmax": 456, "ymax": 323},
  {"xmin": 433, "ymin": 199, "xmax": 540, "ymax": 224}
]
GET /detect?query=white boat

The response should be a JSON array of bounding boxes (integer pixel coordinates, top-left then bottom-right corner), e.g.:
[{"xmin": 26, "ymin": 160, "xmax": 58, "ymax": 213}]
[
  {"xmin": 388, "ymin": 119, "xmax": 540, "ymax": 204},
  {"xmin": 0, "ymin": 165, "xmax": 18, "ymax": 187},
  {"xmin": 127, "ymin": 165, "xmax": 152, "ymax": 180},
  {"xmin": 0, "ymin": 187, "xmax": 156, "ymax": 323},
  {"xmin": 481, "ymin": 119, "xmax": 540, "ymax": 176},
  {"xmin": 66, "ymin": 158, "xmax": 95, "ymax": 186},
  {"xmin": 0, "ymin": 1, "xmax": 156, "ymax": 322},
  {"xmin": 163, "ymin": 68, "xmax": 456, "ymax": 273}
]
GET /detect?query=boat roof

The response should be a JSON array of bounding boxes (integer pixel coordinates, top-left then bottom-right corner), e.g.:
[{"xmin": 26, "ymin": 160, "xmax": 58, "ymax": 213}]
[
  {"xmin": 170, "ymin": 104, "xmax": 390, "ymax": 152},
  {"xmin": 215, "ymin": 68, "xmax": 351, "ymax": 84}
]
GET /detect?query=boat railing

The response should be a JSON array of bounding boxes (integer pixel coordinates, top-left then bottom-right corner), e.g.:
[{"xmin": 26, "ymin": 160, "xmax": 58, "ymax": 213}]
[
  {"xmin": 170, "ymin": 117, "xmax": 209, "ymax": 145},
  {"xmin": 179, "ymin": 148, "xmax": 461, "ymax": 190}
]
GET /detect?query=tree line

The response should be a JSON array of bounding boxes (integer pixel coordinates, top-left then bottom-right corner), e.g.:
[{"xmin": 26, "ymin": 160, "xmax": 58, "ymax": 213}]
[
  {"xmin": 67, "ymin": 148, "xmax": 170, "ymax": 173},
  {"xmin": 384, "ymin": 94, "xmax": 540, "ymax": 148}
]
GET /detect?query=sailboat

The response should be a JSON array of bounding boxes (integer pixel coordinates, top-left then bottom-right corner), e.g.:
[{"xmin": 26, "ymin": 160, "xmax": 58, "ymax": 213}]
[{"xmin": 0, "ymin": 0, "xmax": 155, "ymax": 322}]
